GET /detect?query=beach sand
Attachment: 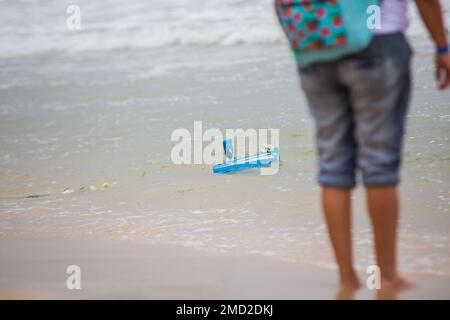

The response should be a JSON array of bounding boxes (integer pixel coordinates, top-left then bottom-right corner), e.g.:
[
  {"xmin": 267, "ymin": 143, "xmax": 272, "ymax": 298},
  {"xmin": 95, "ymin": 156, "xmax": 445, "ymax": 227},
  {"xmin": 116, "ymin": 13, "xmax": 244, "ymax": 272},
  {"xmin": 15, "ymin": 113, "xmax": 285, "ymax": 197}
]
[{"xmin": 0, "ymin": 237, "xmax": 449, "ymax": 300}]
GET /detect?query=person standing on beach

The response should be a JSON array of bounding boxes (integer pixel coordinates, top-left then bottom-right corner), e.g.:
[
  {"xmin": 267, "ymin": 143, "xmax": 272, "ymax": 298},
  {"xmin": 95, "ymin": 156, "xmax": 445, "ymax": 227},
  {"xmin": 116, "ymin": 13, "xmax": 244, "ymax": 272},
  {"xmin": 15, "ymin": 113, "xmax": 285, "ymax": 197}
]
[{"xmin": 276, "ymin": 0, "xmax": 450, "ymax": 296}]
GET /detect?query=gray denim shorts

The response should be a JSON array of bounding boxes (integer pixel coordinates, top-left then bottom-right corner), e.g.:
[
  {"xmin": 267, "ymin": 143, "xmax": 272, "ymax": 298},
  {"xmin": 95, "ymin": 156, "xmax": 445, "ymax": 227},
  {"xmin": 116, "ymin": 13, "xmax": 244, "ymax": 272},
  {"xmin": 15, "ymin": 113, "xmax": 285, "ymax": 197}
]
[{"xmin": 299, "ymin": 32, "xmax": 413, "ymax": 188}]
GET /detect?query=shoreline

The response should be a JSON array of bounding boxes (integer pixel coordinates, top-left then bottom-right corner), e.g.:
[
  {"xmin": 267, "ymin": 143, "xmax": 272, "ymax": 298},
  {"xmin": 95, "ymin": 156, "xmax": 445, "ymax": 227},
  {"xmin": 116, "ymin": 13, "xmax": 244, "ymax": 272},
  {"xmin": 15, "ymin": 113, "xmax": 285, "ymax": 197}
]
[{"xmin": 0, "ymin": 237, "xmax": 449, "ymax": 300}]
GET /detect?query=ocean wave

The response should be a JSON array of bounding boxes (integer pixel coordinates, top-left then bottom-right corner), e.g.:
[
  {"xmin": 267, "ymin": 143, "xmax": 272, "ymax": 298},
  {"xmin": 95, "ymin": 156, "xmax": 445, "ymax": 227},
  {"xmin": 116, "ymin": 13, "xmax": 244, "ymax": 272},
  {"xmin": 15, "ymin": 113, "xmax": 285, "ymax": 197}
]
[
  {"xmin": 0, "ymin": 24, "xmax": 285, "ymax": 58},
  {"xmin": 0, "ymin": 0, "xmax": 285, "ymax": 57},
  {"xmin": 0, "ymin": 0, "xmax": 448, "ymax": 58}
]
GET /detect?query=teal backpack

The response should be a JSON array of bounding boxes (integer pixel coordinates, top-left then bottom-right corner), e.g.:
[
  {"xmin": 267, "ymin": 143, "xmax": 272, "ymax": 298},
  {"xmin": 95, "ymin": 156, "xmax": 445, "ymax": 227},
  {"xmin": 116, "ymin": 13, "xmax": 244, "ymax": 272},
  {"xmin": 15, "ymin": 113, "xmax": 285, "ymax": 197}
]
[{"xmin": 275, "ymin": 0, "xmax": 380, "ymax": 67}]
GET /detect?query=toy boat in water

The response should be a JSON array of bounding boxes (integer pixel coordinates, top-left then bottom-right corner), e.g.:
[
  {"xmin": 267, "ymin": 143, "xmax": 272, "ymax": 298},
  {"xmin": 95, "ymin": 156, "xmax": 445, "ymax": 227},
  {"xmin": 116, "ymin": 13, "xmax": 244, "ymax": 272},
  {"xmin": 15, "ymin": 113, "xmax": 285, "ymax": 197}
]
[{"xmin": 213, "ymin": 142, "xmax": 279, "ymax": 174}]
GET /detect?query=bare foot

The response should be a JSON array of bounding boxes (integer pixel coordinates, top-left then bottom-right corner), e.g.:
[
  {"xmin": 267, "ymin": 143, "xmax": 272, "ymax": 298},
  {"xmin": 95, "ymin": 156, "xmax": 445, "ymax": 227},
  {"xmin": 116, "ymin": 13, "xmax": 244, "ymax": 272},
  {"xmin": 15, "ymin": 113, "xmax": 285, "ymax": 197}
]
[
  {"xmin": 376, "ymin": 276, "xmax": 414, "ymax": 300},
  {"xmin": 376, "ymin": 289, "xmax": 398, "ymax": 300},
  {"xmin": 376, "ymin": 275, "xmax": 415, "ymax": 300},
  {"xmin": 336, "ymin": 277, "xmax": 361, "ymax": 300},
  {"xmin": 381, "ymin": 275, "xmax": 415, "ymax": 292}
]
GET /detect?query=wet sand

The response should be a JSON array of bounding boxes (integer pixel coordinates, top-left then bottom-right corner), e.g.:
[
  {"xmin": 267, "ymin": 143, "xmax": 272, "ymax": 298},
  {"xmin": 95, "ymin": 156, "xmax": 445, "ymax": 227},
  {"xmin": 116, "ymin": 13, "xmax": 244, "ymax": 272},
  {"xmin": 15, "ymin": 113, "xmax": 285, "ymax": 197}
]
[{"xmin": 0, "ymin": 237, "xmax": 449, "ymax": 300}]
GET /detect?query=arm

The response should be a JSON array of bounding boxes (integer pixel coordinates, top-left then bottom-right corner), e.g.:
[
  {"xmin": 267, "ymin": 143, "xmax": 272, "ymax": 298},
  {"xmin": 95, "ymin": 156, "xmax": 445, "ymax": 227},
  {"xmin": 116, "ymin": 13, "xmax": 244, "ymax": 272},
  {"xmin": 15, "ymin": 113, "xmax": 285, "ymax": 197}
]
[{"xmin": 415, "ymin": 0, "xmax": 450, "ymax": 90}]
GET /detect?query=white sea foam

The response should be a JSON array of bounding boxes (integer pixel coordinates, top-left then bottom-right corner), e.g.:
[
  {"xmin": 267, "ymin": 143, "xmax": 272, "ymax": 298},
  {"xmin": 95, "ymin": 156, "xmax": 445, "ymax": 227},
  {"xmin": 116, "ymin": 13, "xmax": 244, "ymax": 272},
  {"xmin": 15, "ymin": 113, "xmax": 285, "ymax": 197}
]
[{"xmin": 1, "ymin": 0, "xmax": 448, "ymax": 58}]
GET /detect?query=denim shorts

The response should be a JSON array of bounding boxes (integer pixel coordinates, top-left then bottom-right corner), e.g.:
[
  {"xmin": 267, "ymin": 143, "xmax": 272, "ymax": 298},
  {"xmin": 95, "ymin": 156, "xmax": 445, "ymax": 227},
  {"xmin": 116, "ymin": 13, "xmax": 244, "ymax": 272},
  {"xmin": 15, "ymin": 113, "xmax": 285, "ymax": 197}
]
[{"xmin": 299, "ymin": 32, "xmax": 413, "ymax": 188}]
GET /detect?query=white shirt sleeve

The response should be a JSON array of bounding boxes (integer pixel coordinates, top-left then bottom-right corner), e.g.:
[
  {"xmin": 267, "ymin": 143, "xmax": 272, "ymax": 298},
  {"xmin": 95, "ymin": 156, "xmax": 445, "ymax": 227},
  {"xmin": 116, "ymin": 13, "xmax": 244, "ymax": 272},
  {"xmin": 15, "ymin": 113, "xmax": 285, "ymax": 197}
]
[{"xmin": 375, "ymin": 0, "xmax": 409, "ymax": 35}]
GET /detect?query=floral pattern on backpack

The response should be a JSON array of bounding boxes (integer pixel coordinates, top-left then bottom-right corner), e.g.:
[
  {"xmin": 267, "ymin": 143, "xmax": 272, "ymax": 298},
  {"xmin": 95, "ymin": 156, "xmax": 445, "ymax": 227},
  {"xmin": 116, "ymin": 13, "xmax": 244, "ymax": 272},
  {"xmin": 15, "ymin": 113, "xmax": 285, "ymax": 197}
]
[{"xmin": 275, "ymin": 0, "xmax": 347, "ymax": 51}]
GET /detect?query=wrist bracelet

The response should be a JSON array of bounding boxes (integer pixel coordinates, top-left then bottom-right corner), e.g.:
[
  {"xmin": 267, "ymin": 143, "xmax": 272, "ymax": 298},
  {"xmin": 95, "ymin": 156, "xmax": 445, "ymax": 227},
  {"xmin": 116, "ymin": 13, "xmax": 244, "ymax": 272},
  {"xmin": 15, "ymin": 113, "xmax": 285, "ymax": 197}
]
[{"xmin": 437, "ymin": 44, "xmax": 450, "ymax": 55}]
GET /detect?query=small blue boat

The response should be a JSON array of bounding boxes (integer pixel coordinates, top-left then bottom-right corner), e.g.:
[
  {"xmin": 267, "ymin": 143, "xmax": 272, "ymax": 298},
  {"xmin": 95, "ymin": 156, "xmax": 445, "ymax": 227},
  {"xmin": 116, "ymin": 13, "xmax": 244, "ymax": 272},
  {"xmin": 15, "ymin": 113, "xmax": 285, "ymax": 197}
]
[{"xmin": 213, "ymin": 140, "xmax": 279, "ymax": 173}]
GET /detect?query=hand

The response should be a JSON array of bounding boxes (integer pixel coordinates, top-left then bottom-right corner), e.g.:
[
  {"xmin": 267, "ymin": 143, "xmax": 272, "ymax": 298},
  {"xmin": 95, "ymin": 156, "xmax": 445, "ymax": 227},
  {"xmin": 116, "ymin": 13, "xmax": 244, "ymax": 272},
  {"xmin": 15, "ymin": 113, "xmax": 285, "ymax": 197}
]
[{"xmin": 436, "ymin": 53, "xmax": 450, "ymax": 90}]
